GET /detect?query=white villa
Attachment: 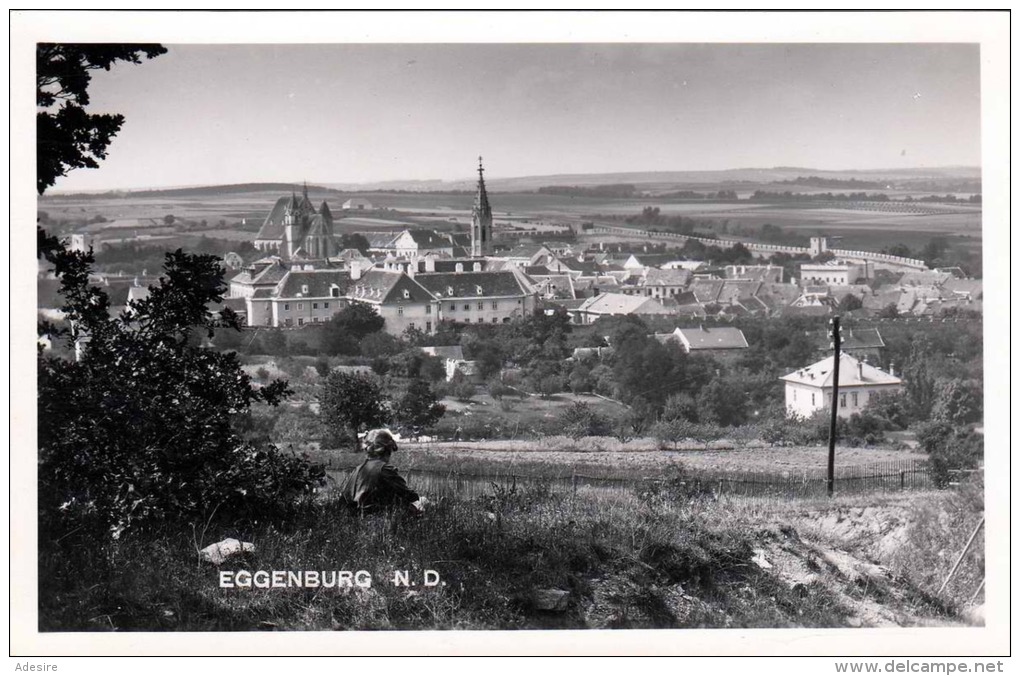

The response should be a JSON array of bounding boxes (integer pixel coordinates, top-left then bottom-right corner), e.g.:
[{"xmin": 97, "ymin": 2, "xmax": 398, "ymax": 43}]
[{"xmin": 780, "ymin": 353, "xmax": 902, "ymax": 419}]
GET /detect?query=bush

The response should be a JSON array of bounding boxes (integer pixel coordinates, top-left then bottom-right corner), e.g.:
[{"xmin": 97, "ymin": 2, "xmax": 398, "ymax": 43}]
[
  {"xmin": 559, "ymin": 401, "xmax": 611, "ymax": 440},
  {"xmin": 452, "ymin": 380, "xmax": 477, "ymax": 402},
  {"xmin": 916, "ymin": 421, "xmax": 984, "ymax": 488},
  {"xmin": 37, "ymin": 243, "xmax": 324, "ymax": 539}
]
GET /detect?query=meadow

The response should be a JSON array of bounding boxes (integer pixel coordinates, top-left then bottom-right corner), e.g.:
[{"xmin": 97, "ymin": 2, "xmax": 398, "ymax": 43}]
[{"xmin": 38, "ymin": 472, "xmax": 982, "ymax": 631}]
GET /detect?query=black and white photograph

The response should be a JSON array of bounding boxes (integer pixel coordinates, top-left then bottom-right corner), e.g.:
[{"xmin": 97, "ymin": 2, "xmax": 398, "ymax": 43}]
[{"xmin": 11, "ymin": 10, "xmax": 1010, "ymax": 662}]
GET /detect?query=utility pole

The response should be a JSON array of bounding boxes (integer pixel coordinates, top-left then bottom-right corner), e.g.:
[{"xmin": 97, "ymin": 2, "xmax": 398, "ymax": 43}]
[{"xmin": 827, "ymin": 316, "xmax": 841, "ymax": 497}]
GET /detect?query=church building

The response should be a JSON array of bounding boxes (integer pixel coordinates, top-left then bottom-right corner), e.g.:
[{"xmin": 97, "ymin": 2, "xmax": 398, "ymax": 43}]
[{"xmin": 253, "ymin": 184, "xmax": 338, "ymax": 260}]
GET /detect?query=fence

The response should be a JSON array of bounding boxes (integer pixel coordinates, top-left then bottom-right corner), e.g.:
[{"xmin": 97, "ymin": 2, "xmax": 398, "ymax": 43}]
[{"xmin": 327, "ymin": 457, "xmax": 936, "ymax": 501}]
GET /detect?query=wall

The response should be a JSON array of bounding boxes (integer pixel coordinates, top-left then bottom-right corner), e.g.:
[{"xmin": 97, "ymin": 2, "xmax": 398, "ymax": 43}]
[
  {"xmin": 785, "ymin": 382, "xmax": 904, "ymax": 419},
  {"xmin": 437, "ymin": 294, "xmax": 536, "ymax": 326}
]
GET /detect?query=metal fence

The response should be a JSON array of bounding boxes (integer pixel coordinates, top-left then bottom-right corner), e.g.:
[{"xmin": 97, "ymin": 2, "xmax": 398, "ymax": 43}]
[{"xmin": 328, "ymin": 457, "xmax": 936, "ymax": 501}]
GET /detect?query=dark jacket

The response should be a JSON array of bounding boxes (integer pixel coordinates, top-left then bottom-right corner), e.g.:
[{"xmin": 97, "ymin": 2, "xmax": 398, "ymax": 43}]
[{"xmin": 340, "ymin": 459, "xmax": 420, "ymax": 512}]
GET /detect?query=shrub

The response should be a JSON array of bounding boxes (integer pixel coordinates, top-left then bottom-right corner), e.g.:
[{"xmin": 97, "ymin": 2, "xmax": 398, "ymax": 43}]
[
  {"xmin": 559, "ymin": 401, "xmax": 611, "ymax": 440},
  {"xmin": 916, "ymin": 421, "xmax": 984, "ymax": 488},
  {"xmin": 452, "ymin": 380, "xmax": 477, "ymax": 402},
  {"xmin": 37, "ymin": 244, "xmax": 324, "ymax": 539}
]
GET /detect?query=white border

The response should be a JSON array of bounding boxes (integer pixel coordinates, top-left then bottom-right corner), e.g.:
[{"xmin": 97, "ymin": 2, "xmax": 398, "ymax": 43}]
[{"xmin": 9, "ymin": 10, "xmax": 1011, "ymax": 658}]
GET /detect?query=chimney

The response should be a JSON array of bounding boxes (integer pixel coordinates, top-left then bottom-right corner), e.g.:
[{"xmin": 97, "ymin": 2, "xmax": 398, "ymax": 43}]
[
  {"xmin": 888, "ymin": 362, "xmax": 896, "ymax": 378},
  {"xmin": 351, "ymin": 260, "xmax": 362, "ymax": 280},
  {"xmin": 856, "ymin": 361, "xmax": 863, "ymax": 381}
]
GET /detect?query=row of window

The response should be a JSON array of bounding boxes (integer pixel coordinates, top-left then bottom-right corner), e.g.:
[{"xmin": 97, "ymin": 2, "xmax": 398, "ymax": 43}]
[
  {"xmin": 795, "ymin": 390, "xmax": 860, "ymax": 407},
  {"xmin": 447, "ymin": 301, "xmax": 501, "ymax": 312},
  {"xmin": 282, "ymin": 301, "xmax": 332, "ymax": 312}
]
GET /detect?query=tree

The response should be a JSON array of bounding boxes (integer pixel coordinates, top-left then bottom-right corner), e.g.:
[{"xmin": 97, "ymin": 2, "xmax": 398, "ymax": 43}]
[
  {"xmin": 322, "ymin": 302, "xmax": 385, "ymax": 355},
  {"xmin": 837, "ymin": 294, "xmax": 863, "ymax": 313},
  {"xmin": 37, "ymin": 243, "xmax": 322, "ymax": 538},
  {"xmin": 37, "ymin": 43, "xmax": 168, "ymax": 193},
  {"xmin": 394, "ymin": 380, "xmax": 446, "ymax": 438},
  {"xmin": 340, "ymin": 233, "xmax": 372, "ymax": 254},
  {"xmin": 320, "ymin": 371, "xmax": 390, "ymax": 449},
  {"xmin": 930, "ymin": 379, "xmax": 982, "ymax": 426},
  {"xmin": 877, "ymin": 303, "xmax": 900, "ymax": 319}
]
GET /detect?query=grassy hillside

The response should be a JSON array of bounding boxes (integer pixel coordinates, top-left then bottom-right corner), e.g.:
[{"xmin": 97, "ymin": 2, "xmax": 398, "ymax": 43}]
[{"xmin": 39, "ymin": 476, "xmax": 977, "ymax": 631}]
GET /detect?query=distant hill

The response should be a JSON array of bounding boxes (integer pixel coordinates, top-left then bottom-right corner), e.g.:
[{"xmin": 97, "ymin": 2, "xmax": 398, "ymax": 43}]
[
  {"xmin": 43, "ymin": 183, "xmax": 346, "ymax": 200},
  {"xmin": 44, "ymin": 167, "xmax": 981, "ymax": 198}
]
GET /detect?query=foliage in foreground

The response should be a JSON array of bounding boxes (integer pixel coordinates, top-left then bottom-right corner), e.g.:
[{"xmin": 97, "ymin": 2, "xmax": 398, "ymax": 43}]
[
  {"xmin": 37, "ymin": 237, "xmax": 324, "ymax": 539},
  {"xmin": 41, "ymin": 483, "xmax": 868, "ymax": 632}
]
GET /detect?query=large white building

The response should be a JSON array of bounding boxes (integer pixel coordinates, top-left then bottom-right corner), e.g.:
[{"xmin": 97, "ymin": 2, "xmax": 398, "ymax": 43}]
[
  {"xmin": 799, "ymin": 261, "xmax": 866, "ymax": 286},
  {"xmin": 780, "ymin": 353, "xmax": 902, "ymax": 419}
]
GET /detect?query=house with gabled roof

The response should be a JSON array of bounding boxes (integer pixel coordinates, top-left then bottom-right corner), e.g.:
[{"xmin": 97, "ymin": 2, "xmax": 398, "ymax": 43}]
[
  {"xmin": 656, "ymin": 326, "xmax": 749, "ymax": 354},
  {"xmin": 347, "ymin": 268, "xmax": 438, "ymax": 336},
  {"xmin": 574, "ymin": 293, "xmax": 672, "ymax": 324},
  {"xmin": 781, "ymin": 353, "xmax": 902, "ymax": 419},
  {"xmin": 810, "ymin": 327, "xmax": 885, "ymax": 360},
  {"xmin": 391, "ymin": 229, "xmax": 456, "ymax": 258},
  {"xmin": 415, "ymin": 270, "xmax": 537, "ymax": 326},
  {"xmin": 619, "ymin": 267, "xmax": 693, "ymax": 299},
  {"xmin": 244, "ymin": 268, "xmax": 353, "ymax": 328}
]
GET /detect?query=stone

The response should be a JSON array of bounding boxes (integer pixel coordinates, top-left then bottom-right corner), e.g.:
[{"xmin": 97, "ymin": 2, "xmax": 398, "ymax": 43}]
[
  {"xmin": 532, "ymin": 588, "xmax": 571, "ymax": 612},
  {"xmin": 200, "ymin": 538, "xmax": 255, "ymax": 565},
  {"xmin": 751, "ymin": 548, "xmax": 773, "ymax": 570}
]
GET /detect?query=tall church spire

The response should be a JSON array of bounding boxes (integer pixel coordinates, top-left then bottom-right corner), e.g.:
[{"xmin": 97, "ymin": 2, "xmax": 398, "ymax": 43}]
[{"xmin": 471, "ymin": 156, "xmax": 493, "ymax": 256}]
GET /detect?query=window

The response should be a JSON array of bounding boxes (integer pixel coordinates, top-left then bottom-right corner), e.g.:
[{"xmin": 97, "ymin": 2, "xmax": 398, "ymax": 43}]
[
  {"xmin": 449, "ymin": 304, "xmax": 456, "ymax": 312},
  {"xmin": 301, "ymin": 284, "xmax": 309, "ymax": 294},
  {"xmin": 491, "ymin": 301, "xmax": 498, "ymax": 310},
  {"xmin": 811, "ymin": 393, "xmax": 815, "ymax": 406},
  {"xmin": 464, "ymin": 304, "xmax": 470, "ymax": 311},
  {"xmin": 840, "ymin": 393, "xmax": 847, "ymax": 408},
  {"xmin": 297, "ymin": 303, "xmax": 303, "ymax": 310},
  {"xmin": 314, "ymin": 317, "xmax": 321, "ymax": 323},
  {"xmin": 426, "ymin": 321, "xmax": 432, "ymax": 332},
  {"xmin": 312, "ymin": 302, "xmax": 318, "ymax": 309},
  {"xmin": 793, "ymin": 390, "xmax": 797, "ymax": 402},
  {"xmin": 851, "ymin": 392, "xmax": 858, "ymax": 407},
  {"xmin": 409, "ymin": 322, "xmax": 415, "ymax": 330},
  {"xmin": 284, "ymin": 318, "xmax": 293, "ymax": 327},
  {"xmin": 491, "ymin": 318, "xmax": 498, "ymax": 323},
  {"xmin": 298, "ymin": 318, "xmax": 304, "ymax": 326},
  {"xmin": 477, "ymin": 302, "xmax": 484, "ymax": 310},
  {"xmin": 330, "ymin": 287, "xmax": 340, "ymax": 298},
  {"xmin": 403, "ymin": 289, "xmax": 410, "ymax": 299},
  {"xmin": 447, "ymin": 286, "xmax": 454, "ymax": 296},
  {"xmin": 283, "ymin": 303, "xmax": 290, "ymax": 311},
  {"xmin": 398, "ymin": 306, "xmax": 404, "ymax": 316},
  {"xmin": 425, "ymin": 305, "xmax": 431, "ymax": 315},
  {"xmin": 475, "ymin": 285, "xmax": 483, "ymax": 295},
  {"xmin": 324, "ymin": 302, "xmax": 330, "ymax": 309}
]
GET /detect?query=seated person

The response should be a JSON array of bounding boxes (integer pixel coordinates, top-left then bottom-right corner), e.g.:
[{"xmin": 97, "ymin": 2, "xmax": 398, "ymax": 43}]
[{"xmin": 340, "ymin": 429, "xmax": 422, "ymax": 514}]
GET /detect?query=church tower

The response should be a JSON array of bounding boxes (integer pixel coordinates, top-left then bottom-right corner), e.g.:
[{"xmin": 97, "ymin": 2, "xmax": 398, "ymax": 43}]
[{"xmin": 471, "ymin": 157, "xmax": 493, "ymax": 257}]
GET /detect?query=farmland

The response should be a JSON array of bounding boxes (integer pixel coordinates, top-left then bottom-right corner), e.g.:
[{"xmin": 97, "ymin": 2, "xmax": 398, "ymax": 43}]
[{"xmin": 39, "ymin": 165, "xmax": 983, "ymax": 264}]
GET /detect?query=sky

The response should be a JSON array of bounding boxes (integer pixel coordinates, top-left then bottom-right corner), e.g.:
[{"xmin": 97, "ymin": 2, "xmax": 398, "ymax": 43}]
[{"xmin": 46, "ymin": 43, "xmax": 981, "ymax": 191}]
